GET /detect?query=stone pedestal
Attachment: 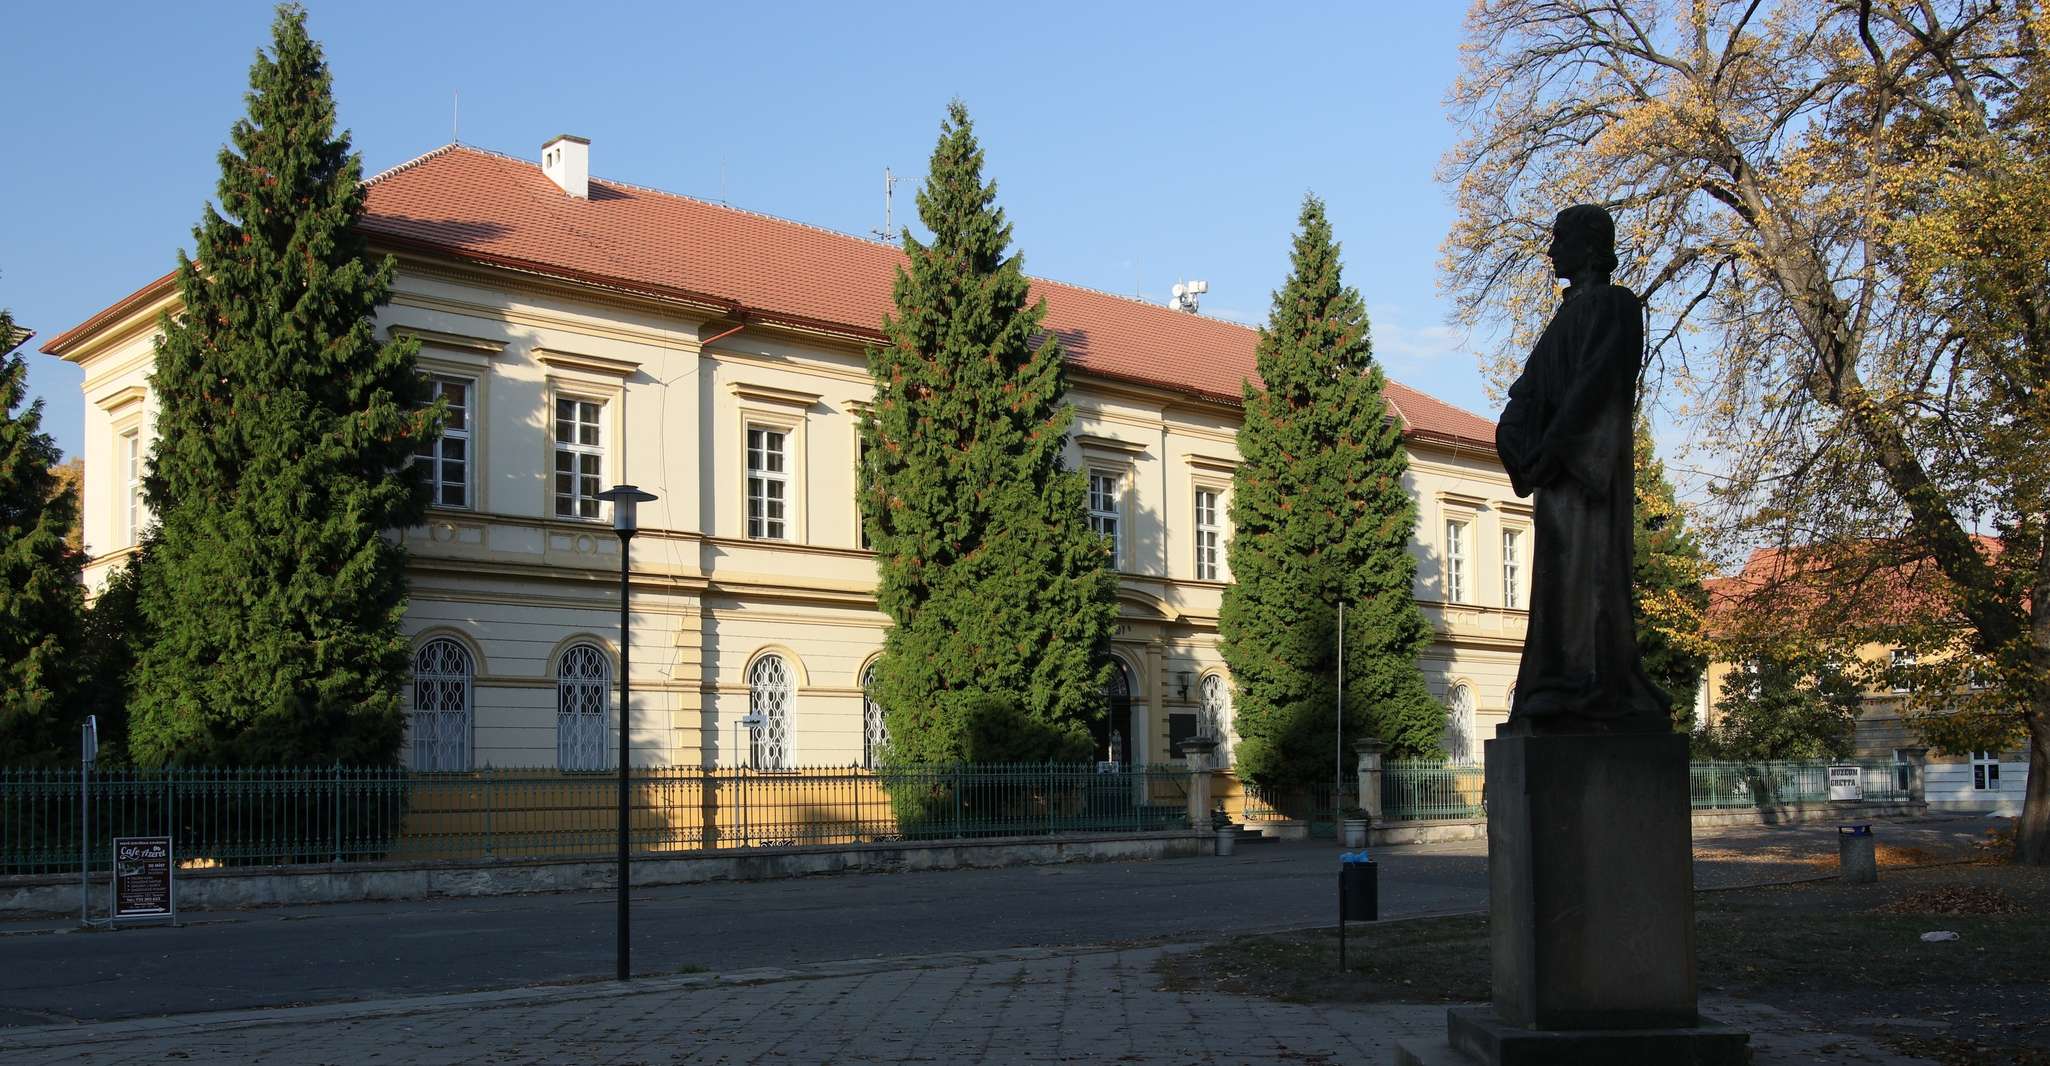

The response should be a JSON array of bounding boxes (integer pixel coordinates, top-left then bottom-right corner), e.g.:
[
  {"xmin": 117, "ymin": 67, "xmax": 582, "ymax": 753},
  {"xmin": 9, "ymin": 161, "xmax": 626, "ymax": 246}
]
[
  {"xmin": 1355, "ymin": 738, "xmax": 1386, "ymax": 823},
  {"xmin": 1179, "ymin": 737, "xmax": 1218, "ymax": 830},
  {"xmin": 1394, "ymin": 731, "xmax": 1747, "ymax": 1065}
]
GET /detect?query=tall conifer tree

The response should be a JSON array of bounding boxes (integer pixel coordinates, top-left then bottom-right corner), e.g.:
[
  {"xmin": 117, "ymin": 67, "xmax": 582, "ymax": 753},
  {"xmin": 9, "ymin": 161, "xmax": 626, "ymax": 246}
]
[
  {"xmin": 131, "ymin": 5, "xmax": 434, "ymax": 766},
  {"xmin": 860, "ymin": 102, "xmax": 1118, "ymax": 762},
  {"xmin": 1219, "ymin": 196, "xmax": 1442, "ymax": 788},
  {"xmin": 0, "ymin": 309, "xmax": 86, "ymax": 765}
]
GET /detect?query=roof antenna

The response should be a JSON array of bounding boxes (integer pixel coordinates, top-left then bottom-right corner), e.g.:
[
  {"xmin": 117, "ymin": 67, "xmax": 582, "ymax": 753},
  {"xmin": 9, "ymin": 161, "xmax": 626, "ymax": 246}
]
[
  {"xmin": 452, "ymin": 89, "xmax": 460, "ymax": 144},
  {"xmin": 869, "ymin": 167, "xmax": 899, "ymax": 242}
]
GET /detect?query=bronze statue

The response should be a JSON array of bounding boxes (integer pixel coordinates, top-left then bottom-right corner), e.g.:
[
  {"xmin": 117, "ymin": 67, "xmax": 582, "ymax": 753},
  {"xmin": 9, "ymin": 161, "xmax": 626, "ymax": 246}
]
[{"xmin": 1496, "ymin": 205, "xmax": 1670, "ymax": 735}]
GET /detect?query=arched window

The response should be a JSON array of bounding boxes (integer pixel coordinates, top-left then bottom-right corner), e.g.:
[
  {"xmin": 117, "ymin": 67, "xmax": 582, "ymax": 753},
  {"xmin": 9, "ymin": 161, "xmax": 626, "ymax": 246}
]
[
  {"xmin": 749, "ymin": 655, "xmax": 794, "ymax": 770},
  {"xmin": 411, "ymin": 639, "xmax": 473, "ymax": 772},
  {"xmin": 860, "ymin": 664, "xmax": 887, "ymax": 769},
  {"xmin": 557, "ymin": 643, "xmax": 612, "ymax": 772},
  {"xmin": 1198, "ymin": 673, "xmax": 1231, "ymax": 766},
  {"xmin": 1445, "ymin": 683, "xmax": 1477, "ymax": 766}
]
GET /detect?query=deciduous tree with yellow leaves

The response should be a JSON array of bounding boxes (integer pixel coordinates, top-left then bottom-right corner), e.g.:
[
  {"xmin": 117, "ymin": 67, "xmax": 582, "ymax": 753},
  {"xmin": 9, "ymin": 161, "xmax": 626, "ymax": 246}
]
[{"xmin": 1443, "ymin": 0, "xmax": 2050, "ymax": 862}]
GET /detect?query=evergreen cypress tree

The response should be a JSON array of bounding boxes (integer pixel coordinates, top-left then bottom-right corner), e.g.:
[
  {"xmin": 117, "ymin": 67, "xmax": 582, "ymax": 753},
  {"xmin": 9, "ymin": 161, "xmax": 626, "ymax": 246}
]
[
  {"xmin": 130, "ymin": 4, "xmax": 434, "ymax": 766},
  {"xmin": 1632, "ymin": 419, "xmax": 1711, "ymax": 726},
  {"xmin": 860, "ymin": 102, "xmax": 1118, "ymax": 763},
  {"xmin": 0, "ymin": 309, "xmax": 86, "ymax": 765},
  {"xmin": 1219, "ymin": 196, "xmax": 1442, "ymax": 788}
]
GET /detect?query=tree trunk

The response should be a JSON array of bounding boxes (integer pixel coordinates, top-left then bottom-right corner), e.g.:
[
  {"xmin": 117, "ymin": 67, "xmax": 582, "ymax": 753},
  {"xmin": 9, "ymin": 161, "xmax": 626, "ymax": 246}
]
[{"xmin": 2019, "ymin": 700, "xmax": 2050, "ymax": 865}]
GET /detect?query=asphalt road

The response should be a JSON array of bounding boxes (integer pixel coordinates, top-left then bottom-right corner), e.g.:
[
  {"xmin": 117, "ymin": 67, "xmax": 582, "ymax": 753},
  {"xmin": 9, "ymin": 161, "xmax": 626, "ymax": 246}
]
[{"xmin": 0, "ymin": 814, "xmax": 1998, "ymax": 1029}]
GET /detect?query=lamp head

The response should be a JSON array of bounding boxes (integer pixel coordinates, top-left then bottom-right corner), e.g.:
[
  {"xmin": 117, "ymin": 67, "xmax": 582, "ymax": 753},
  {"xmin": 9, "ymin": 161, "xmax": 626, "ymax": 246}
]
[{"xmin": 596, "ymin": 484, "xmax": 659, "ymax": 534}]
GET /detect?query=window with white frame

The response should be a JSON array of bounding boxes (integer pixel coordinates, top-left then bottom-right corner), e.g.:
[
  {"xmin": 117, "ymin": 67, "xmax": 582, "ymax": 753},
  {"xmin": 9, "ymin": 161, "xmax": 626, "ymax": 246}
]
[
  {"xmin": 748, "ymin": 655, "xmax": 794, "ymax": 769},
  {"xmin": 556, "ymin": 643, "xmax": 611, "ymax": 771},
  {"xmin": 416, "ymin": 375, "xmax": 473, "ymax": 509},
  {"xmin": 1445, "ymin": 683, "xmax": 1477, "ymax": 765},
  {"xmin": 1445, "ymin": 519, "xmax": 1469, "ymax": 603},
  {"xmin": 747, "ymin": 426, "xmax": 789, "ymax": 540},
  {"xmin": 1194, "ymin": 488, "xmax": 1222, "ymax": 581},
  {"xmin": 410, "ymin": 639, "xmax": 473, "ymax": 772},
  {"xmin": 553, "ymin": 398, "xmax": 605, "ymax": 520},
  {"xmin": 1198, "ymin": 673, "xmax": 1231, "ymax": 765},
  {"xmin": 860, "ymin": 663, "xmax": 887, "ymax": 769},
  {"xmin": 1502, "ymin": 528, "xmax": 1523, "ymax": 609},
  {"xmin": 1972, "ymin": 750, "xmax": 2002, "ymax": 791},
  {"xmin": 122, "ymin": 429, "xmax": 143, "ymax": 546},
  {"xmin": 1889, "ymin": 649, "xmax": 1916, "ymax": 693},
  {"xmin": 1088, "ymin": 470, "xmax": 1123, "ymax": 568}
]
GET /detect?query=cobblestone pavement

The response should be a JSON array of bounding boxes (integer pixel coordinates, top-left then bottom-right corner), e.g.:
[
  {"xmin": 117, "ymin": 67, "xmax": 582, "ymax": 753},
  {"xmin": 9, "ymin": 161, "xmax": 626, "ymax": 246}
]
[{"xmin": 0, "ymin": 944, "xmax": 1938, "ymax": 1065}]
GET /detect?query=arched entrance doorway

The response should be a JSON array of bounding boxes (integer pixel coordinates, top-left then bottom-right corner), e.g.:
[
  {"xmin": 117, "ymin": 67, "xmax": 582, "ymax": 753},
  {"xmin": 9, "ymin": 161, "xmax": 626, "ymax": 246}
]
[{"xmin": 1098, "ymin": 658, "xmax": 1134, "ymax": 768}]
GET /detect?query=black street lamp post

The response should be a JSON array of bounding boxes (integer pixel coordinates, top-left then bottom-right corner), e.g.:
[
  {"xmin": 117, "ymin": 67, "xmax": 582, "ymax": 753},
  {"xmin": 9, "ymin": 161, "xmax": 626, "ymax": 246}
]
[{"xmin": 596, "ymin": 483, "xmax": 657, "ymax": 983}]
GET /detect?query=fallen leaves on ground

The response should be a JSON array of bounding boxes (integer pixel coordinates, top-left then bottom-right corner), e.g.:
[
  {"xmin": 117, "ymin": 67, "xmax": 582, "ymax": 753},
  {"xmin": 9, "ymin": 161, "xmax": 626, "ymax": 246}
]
[{"xmin": 1872, "ymin": 884, "xmax": 2023, "ymax": 917}]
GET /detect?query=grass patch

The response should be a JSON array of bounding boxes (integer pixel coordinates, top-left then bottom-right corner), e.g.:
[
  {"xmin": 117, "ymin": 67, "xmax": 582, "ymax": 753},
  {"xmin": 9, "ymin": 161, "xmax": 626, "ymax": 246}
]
[{"xmin": 1157, "ymin": 863, "xmax": 2050, "ymax": 1061}]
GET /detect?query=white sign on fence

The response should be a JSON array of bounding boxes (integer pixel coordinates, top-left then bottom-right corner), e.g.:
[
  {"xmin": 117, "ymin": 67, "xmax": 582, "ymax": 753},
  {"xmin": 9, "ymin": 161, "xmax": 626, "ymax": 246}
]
[{"xmin": 1827, "ymin": 765, "xmax": 1863, "ymax": 802}]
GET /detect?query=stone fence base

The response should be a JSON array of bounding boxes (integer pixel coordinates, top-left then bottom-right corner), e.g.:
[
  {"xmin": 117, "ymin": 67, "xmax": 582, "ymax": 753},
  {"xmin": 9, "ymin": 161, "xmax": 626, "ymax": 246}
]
[{"xmin": 0, "ymin": 829, "xmax": 1214, "ymax": 920}]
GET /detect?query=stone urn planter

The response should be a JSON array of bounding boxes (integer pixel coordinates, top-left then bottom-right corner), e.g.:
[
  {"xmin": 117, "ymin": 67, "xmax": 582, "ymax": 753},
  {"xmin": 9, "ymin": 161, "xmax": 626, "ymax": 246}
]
[
  {"xmin": 1340, "ymin": 816, "xmax": 1370, "ymax": 849},
  {"xmin": 1215, "ymin": 826, "xmax": 1238, "ymax": 856}
]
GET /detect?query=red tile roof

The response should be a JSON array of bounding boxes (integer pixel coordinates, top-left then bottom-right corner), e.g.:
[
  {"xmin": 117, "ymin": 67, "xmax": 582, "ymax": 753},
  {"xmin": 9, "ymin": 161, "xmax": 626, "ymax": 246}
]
[{"xmin": 52, "ymin": 144, "xmax": 1498, "ymax": 451}]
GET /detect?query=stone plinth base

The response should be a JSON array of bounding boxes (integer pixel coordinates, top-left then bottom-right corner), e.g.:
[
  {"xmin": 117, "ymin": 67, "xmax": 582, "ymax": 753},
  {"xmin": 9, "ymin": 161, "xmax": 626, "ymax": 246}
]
[
  {"xmin": 1392, "ymin": 1007, "xmax": 1749, "ymax": 1066},
  {"xmin": 1488, "ymin": 731, "xmax": 1697, "ymax": 1028}
]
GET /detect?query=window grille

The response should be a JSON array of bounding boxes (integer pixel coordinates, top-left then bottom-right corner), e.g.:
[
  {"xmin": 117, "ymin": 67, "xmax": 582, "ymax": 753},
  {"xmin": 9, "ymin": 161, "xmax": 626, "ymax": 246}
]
[
  {"xmin": 411, "ymin": 639, "xmax": 473, "ymax": 772},
  {"xmin": 416, "ymin": 376, "xmax": 473, "ymax": 508},
  {"xmin": 1089, "ymin": 471, "xmax": 1122, "ymax": 568},
  {"xmin": 1501, "ymin": 528, "xmax": 1522, "ymax": 609},
  {"xmin": 1194, "ymin": 488, "xmax": 1221, "ymax": 580},
  {"xmin": 1890, "ymin": 649, "xmax": 1916, "ymax": 693},
  {"xmin": 749, "ymin": 655, "xmax": 793, "ymax": 769},
  {"xmin": 557, "ymin": 643, "xmax": 611, "ymax": 771},
  {"xmin": 1445, "ymin": 683, "xmax": 1477, "ymax": 765},
  {"xmin": 553, "ymin": 398, "xmax": 605, "ymax": 520},
  {"xmin": 1445, "ymin": 519, "xmax": 1468, "ymax": 603},
  {"xmin": 747, "ymin": 426, "xmax": 789, "ymax": 540},
  {"xmin": 860, "ymin": 664, "xmax": 887, "ymax": 769}
]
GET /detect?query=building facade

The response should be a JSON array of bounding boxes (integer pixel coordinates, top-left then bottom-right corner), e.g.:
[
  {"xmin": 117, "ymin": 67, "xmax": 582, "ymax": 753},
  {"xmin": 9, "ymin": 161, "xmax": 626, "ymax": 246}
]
[{"xmin": 47, "ymin": 138, "xmax": 1529, "ymax": 772}]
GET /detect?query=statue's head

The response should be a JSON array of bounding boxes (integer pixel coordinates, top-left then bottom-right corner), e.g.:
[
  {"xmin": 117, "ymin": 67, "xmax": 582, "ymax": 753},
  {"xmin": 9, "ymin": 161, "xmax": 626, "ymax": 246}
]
[{"xmin": 1548, "ymin": 204, "xmax": 1619, "ymax": 279}]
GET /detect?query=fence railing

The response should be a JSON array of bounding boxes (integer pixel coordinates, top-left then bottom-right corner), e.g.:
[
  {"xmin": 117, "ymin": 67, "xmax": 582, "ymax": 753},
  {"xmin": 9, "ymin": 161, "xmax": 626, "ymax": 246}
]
[
  {"xmin": 1382, "ymin": 759, "xmax": 1488, "ymax": 820},
  {"xmin": 0, "ymin": 763, "xmax": 1191, "ymax": 877},
  {"xmin": 1689, "ymin": 759, "xmax": 1910, "ymax": 809}
]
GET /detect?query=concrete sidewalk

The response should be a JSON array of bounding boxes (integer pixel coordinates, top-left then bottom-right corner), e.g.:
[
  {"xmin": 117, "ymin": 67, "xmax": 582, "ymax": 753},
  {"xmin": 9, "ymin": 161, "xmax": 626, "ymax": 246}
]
[{"xmin": 0, "ymin": 942, "xmax": 1937, "ymax": 1065}]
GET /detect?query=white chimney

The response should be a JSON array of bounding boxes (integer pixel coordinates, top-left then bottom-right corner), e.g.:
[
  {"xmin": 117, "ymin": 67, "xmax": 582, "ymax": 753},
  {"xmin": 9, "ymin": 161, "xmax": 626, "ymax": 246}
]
[{"xmin": 541, "ymin": 134, "xmax": 590, "ymax": 198}]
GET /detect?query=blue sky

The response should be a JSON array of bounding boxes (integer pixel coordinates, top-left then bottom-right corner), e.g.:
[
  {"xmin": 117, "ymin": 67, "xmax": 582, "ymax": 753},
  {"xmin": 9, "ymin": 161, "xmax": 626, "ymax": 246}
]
[{"xmin": 3, "ymin": 2, "xmax": 1482, "ymax": 461}]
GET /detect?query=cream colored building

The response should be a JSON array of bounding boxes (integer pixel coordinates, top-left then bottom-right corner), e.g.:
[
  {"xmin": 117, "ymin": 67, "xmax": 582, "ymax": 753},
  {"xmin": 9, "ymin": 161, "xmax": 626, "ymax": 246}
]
[{"xmin": 47, "ymin": 137, "xmax": 1529, "ymax": 773}]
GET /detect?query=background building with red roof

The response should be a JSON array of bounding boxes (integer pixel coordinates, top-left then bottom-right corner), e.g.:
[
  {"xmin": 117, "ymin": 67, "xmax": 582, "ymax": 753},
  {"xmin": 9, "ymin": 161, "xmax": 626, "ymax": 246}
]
[{"xmin": 48, "ymin": 136, "xmax": 1528, "ymax": 775}]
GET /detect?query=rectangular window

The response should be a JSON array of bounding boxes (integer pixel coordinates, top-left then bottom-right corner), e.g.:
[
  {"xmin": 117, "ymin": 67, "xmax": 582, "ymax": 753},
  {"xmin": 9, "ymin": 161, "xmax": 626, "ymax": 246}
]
[
  {"xmin": 1893, "ymin": 749, "xmax": 1912, "ymax": 793},
  {"xmin": 1890, "ymin": 649, "xmax": 1915, "ymax": 693},
  {"xmin": 747, "ymin": 426, "xmax": 789, "ymax": 540},
  {"xmin": 416, "ymin": 376, "xmax": 472, "ymax": 509},
  {"xmin": 1194, "ymin": 488, "xmax": 1221, "ymax": 581},
  {"xmin": 552, "ymin": 397, "xmax": 605, "ymax": 520},
  {"xmin": 1089, "ymin": 471, "xmax": 1122, "ymax": 569},
  {"xmin": 856, "ymin": 436, "xmax": 870, "ymax": 550},
  {"xmin": 122, "ymin": 430, "xmax": 142, "ymax": 546},
  {"xmin": 1445, "ymin": 519, "xmax": 1468, "ymax": 603},
  {"xmin": 1502, "ymin": 528, "xmax": 1522, "ymax": 609},
  {"xmin": 1972, "ymin": 751, "xmax": 2001, "ymax": 791}
]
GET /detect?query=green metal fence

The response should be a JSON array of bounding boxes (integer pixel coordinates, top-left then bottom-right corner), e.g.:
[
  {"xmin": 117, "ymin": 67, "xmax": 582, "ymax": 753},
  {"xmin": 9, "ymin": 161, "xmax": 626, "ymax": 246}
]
[
  {"xmin": 1688, "ymin": 760, "xmax": 1910, "ymax": 809},
  {"xmin": 0, "ymin": 763, "xmax": 1191, "ymax": 877},
  {"xmin": 1381, "ymin": 760, "xmax": 1488, "ymax": 820}
]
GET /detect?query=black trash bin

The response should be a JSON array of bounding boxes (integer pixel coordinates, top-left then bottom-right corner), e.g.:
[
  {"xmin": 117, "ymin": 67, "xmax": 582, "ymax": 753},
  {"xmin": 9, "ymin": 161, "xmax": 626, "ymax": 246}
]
[{"xmin": 1340, "ymin": 854, "xmax": 1378, "ymax": 922}]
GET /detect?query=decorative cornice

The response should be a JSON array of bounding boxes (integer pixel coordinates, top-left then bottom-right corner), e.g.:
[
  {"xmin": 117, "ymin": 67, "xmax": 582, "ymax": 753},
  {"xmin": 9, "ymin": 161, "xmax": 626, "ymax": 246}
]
[
  {"xmin": 728, "ymin": 381, "xmax": 824, "ymax": 408},
  {"xmin": 389, "ymin": 325, "xmax": 508, "ymax": 354},
  {"xmin": 534, "ymin": 347, "xmax": 642, "ymax": 377},
  {"xmin": 1436, "ymin": 490, "xmax": 1490, "ymax": 510},
  {"xmin": 96, "ymin": 385, "xmax": 147, "ymax": 413},
  {"xmin": 1074, "ymin": 433, "xmax": 1148, "ymax": 457},
  {"xmin": 1183, "ymin": 452, "xmax": 1239, "ymax": 474}
]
